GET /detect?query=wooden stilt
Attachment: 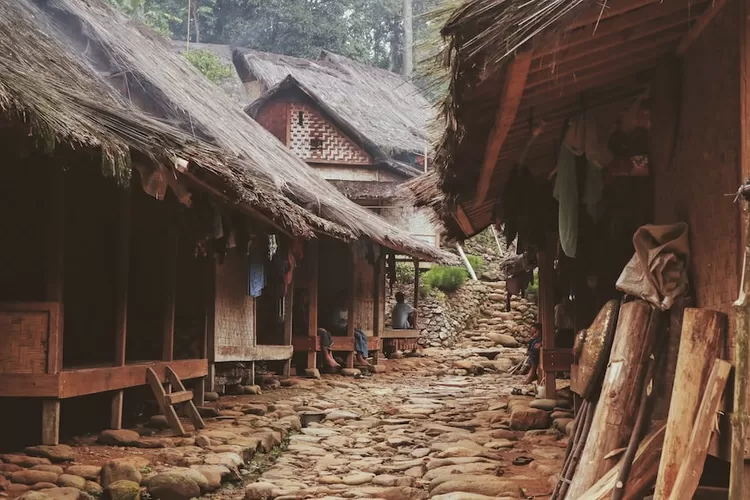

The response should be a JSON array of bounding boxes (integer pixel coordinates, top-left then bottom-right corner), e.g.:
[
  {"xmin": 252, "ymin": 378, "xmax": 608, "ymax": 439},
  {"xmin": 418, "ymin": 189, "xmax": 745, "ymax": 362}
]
[
  {"xmin": 346, "ymin": 246, "xmax": 356, "ymax": 369},
  {"xmin": 41, "ymin": 400, "xmax": 61, "ymax": 445},
  {"xmin": 538, "ymin": 232, "xmax": 557, "ymax": 399},
  {"xmin": 112, "ymin": 187, "xmax": 131, "ymax": 431},
  {"xmin": 307, "ymin": 240, "xmax": 319, "ymax": 370},
  {"xmin": 205, "ymin": 257, "xmax": 216, "ymax": 392},
  {"xmin": 110, "ymin": 392, "xmax": 124, "ymax": 430},
  {"xmin": 282, "ymin": 275, "xmax": 294, "ymax": 377},
  {"xmin": 372, "ymin": 252, "xmax": 383, "ymax": 364},
  {"xmin": 162, "ymin": 222, "xmax": 177, "ymax": 363},
  {"xmin": 655, "ymin": 308, "xmax": 726, "ymax": 499},
  {"xmin": 193, "ymin": 377, "xmax": 205, "ymax": 406}
]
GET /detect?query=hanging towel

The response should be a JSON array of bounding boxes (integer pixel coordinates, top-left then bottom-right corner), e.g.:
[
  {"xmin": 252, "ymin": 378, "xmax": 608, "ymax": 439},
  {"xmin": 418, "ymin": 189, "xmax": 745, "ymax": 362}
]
[
  {"xmin": 554, "ymin": 145, "xmax": 579, "ymax": 258},
  {"xmin": 249, "ymin": 244, "xmax": 266, "ymax": 297}
]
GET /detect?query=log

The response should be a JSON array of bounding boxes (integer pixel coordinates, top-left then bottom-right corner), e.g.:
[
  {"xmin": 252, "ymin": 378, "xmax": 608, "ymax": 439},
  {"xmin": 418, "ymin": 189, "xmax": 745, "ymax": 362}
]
[
  {"xmin": 565, "ymin": 301, "xmax": 659, "ymax": 498},
  {"xmin": 669, "ymin": 359, "xmax": 732, "ymax": 500},
  {"xmin": 652, "ymin": 296, "xmax": 692, "ymax": 421},
  {"xmin": 654, "ymin": 308, "xmax": 726, "ymax": 500},
  {"xmin": 578, "ymin": 424, "xmax": 666, "ymax": 500}
]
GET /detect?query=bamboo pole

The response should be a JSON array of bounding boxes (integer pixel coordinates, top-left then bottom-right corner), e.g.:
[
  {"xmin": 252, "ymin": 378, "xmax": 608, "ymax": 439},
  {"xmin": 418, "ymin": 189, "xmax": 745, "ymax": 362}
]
[
  {"xmin": 456, "ymin": 243, "xmax": 477, "ymax": 281},
  {"xmin": 730, "ymin": 185, "xmax": 750, "ymax": 498}
]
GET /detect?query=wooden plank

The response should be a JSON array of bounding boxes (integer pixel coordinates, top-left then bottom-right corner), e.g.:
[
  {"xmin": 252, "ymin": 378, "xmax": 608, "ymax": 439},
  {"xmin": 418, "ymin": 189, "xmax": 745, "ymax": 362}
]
[
  {"xmin": 669, "ymin": 359, "xmax": 732, "ymax": 500},
  {"xmin": 41, "ymin": 400, "xmax": 60, "ymax": 446},
  {"xmin": 165, "ymin": 366, "xmax": 205, "ymax": 430},
  {"xmin": 579, "ymin": 424, "xmax": 667, "ymax": 500},
  {"xmin": 676, "ymin": 0, "xmax": 728, "ymax": 55},
  {"xmin": 45, "ymin": 303, "xmax": 63, "ymax": 376},
  {"xmin": 540, "ymin": 348, "xmax": 574, "ymax": 372},
  {"xmin": 454, "ymin": 204, "xmax": 475, "ymax": 237},
  {"xmin": 475, "ymin": 52, "xmax": 532, "ymax": 205},
  {"xmin": 192, "ymin": 377, "xmax": 205, "ymax": 406},
  {"xmin": 213, "ymin": 344, "xmax": 294, "ymax": 361},
  {"xmin": 58, "ymin": 359, "xmax": 208, "ymax": 398},
  {"xmin": 567, "ymin": 301, "xmax": 659, "ymax": 498},
  {"xmin": 366, "ymin": 337, "xmax": 381, "ymax": 351},
  {"xmin": 294, "ymin": 336, "xmax": 320, "ymax": 352},
  {"xmin": 382, "ymin": 329, "xmax": 421, "ymax": 339},
  {"xmin": 146, "ymin": 367, "xmax": 185, "ymax": 435},
  {"xmin": 0, "ymin": 373, "xmax": 60, "ymax": 397},
  {"xmin": 164, "ymin": 390, "xmax": 194, "ymax": 405},
  {"xmin": 655, "ymin": 309, "xmax": 726, "ymax": 500},
  {"xmin": 162, "ymin": 222, "xmax": 177, "ymax": 362}
]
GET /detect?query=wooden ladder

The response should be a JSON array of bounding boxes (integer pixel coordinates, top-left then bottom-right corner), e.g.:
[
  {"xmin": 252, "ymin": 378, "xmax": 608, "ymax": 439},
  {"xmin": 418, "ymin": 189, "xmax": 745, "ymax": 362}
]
[{"xmin": 146, "ymin": 366, "xmax": 205, "ymax": 435}]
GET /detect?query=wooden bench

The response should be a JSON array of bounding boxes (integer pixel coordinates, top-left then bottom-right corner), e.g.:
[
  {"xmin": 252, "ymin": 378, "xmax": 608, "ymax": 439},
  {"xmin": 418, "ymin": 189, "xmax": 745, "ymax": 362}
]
[{"xmin": 382, "ymin": 328, "xmax": 421, "ymax": 354}]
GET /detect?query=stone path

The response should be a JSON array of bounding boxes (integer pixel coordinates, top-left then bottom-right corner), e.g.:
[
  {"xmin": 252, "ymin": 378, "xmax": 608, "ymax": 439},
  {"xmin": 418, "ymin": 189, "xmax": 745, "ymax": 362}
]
[{"xmin": 1, "ymin": 347, "xmax": 570, "ymax": 500}]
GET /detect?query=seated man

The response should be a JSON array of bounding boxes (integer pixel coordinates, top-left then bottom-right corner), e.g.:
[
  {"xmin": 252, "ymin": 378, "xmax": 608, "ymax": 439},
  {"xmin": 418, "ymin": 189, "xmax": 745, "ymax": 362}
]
[
  {"xmin": 329, "ymin": 294, "xmax": 371, "ymax": 367},
  {"xmin": 391, "ymin": 292, "xmax": 415, "ymax": 329},
  {"xmin": 317, "ymin": 328, "xmax": 340, "ymax": 370}
]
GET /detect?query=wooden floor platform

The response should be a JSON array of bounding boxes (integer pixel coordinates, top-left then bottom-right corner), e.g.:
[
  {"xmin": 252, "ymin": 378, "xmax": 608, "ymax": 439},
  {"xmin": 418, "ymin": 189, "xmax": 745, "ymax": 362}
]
[{"xmin": 0, "ymin": 359, "xmax": 208, "ymax": 398}]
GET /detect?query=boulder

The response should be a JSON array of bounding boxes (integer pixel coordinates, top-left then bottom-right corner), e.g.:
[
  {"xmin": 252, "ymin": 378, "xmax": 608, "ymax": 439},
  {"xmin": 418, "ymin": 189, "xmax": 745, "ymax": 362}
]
[
  {"xmin": 203, "ymin": 392, "xmax": 220, "ymax": 402},
  {"xmin": 1, "ymin": 455, "xmax": 52, "ymax": 467},
  {"xmin": 98, "ymin": 430, "xmax": 141, "ymax": 447},
  {"xmin": 106, "ymin": 480, "xmax": 141, "ymax": 500},
  {"xmin": 31, "ymin": 466, "xmax": 64, "ymax": 475},
  {"xmin": 17, "ymin": 492, "xmax": 51, "ymax": 500},
  {"xmin": 83, "ymin": 482, "xmax": 102, "ymax": 497},
  {"xmin": 242, "ymin": 385, "xmax": 262, "ymax": 395},
  {"xmin": 0, "ymin": 463, "xmax": 25, "ymax": 474},
  {"xmin": 509, "ymin": 407, "xmax": 551, "ymax": 431},
  {"xmin": 188, "ymin": 466, "xmax": 226, "ymax": 491},
  {"xmin": 100, "ymin": 461, "xmax": 142, "ymax": 488},
  {"xmin": 11, "ymin": 470, "xmax": 60, "ymax": 485},
  {"xmin": 152, "ymin": 469, "xmax": 208, "ymax": 494},
  {"xmin": 56, "ymin": 475, "xmax": 86, "ymax": 490},
  {"xmin": 35, "ymin": 487, "xmax": 90, "ymax": 500},
  {"xmin": 145, "ymin": 473, "xmax": 200, "ymax": 500},
  {"xmin": 24, "ymin": 446, "xmax": 75, "ymax": 463},
  {"xmin": 340, "ymin": 368, "xmax": 361, "ymax": 377},
  {"xmin": 244, "ymin": 482, "xmax": 274, "ymax": 500},
  {"xmin": 202, "ymin": 452, "xmax": 243, "ymax": 469}
]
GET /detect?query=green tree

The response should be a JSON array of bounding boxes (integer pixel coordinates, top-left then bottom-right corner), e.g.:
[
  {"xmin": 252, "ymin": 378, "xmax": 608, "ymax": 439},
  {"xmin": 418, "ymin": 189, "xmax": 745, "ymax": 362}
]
[{"xmin": 182, "ymin": 49, "xmax": 233, "ymax": 83}]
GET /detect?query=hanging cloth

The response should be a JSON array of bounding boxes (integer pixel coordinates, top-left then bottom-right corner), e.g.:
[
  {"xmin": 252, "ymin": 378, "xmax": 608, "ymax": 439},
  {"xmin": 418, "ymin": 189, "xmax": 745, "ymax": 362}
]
[
  {"xmin": 554, "ymin": 145, "xmax": 579, "ymax": 258},
  {"xmin": 249, "ymin": 241, "xmax": 266, "ymax": 297}
]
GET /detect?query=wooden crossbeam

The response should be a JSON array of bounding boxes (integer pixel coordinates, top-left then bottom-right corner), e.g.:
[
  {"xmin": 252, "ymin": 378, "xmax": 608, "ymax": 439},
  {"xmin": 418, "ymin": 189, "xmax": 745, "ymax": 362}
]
[
  {"xmin": 165, "ymin": 366, "xmax": 205, "ymax": 430},
  {"xmin": 474, "ymin": 52, "xmax": 532, "ymax": 206},
  {"xmin": 164, "ymin": 390, "xmax": 194, "ymax": 405},
  {"xmin": 454, "ymin": 204, "xmax": 475, "ymax": 236},
  {"xmin": 676, "ymin": 0, "xmax": 728, "ymax": 54}
]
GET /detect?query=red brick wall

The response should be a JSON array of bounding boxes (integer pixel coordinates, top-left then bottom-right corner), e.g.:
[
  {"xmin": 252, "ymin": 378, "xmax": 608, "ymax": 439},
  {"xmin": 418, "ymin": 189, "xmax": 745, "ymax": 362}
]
[
  {"xmin": 653, "ymin": 5, "xmax": 740, "ymax": 328},
  {"xmin": 256, "ymin": 101, "xmax": 289, "ymax": 144}
]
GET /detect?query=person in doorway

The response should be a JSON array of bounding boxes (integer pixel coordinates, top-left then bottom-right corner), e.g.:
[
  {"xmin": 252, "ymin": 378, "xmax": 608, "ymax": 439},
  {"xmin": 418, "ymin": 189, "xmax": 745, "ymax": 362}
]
[
  {"xmin": 525, "ymin": 323, "xmax": 543, "ymax": 385},
  {"xmin": 317, "ymin": 328, "xmax": 341, "ymax": 370},
  {"xmin": 391, "ymin": 292, "xmax": 415, "ymax": 329},
  {"xmin": 330, "ymin": 293, "xmax": 371, "ymax": 366}
]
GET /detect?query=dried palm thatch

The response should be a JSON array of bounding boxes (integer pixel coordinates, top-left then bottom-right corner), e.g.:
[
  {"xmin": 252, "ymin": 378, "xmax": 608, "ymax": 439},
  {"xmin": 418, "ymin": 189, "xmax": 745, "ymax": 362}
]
[
  {"xmin": 1, "ymin": 0, "xmax": 454, "ymax": 263},
  {"xmin": 236, "ymin": 48, "xmax": 432, "ymax": 165}
]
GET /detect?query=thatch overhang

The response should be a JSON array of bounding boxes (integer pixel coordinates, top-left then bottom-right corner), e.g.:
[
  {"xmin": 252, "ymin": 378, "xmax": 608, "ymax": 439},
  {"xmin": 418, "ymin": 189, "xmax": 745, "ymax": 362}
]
[
  {"xmin": 2, "ymin": 0, "xmax": 454, "ymax": 264},
  {"xmin": 416, "ymin": 0, "xmax": 718, "ymax": 241},
  {"xmin": 235, "ymin": 48, "xmax": 432, "ymax": 175},
  {"xmin": 327, "ymin": 180, "xmax": 399, "ymax": 201}
]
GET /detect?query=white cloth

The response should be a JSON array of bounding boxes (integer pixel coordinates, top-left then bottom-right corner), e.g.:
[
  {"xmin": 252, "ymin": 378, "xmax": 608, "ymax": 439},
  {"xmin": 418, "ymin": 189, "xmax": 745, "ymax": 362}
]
[{"xmin": 391, "ymin": 303, "xmax": 414, "ymax": 329}]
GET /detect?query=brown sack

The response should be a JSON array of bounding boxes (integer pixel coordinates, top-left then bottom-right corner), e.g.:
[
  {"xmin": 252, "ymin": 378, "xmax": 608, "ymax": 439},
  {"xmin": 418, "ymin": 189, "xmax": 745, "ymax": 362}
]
[{"xmin": 615, "ymin": 223, "xmax": 689, "ymax": 311}]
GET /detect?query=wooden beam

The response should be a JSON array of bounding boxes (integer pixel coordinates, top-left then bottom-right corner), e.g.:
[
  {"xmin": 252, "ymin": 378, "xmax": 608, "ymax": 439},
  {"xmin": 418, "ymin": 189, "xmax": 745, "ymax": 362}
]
[
  {"xmin": 212, "ymin": 345, "xmax": 295, "ymax": 361},
  {"xmin": 162, "ymin": 220, "xmax": 177, "ymax": 363},
  {"xmin": 474, "ymin": 52, "xmax": 532, "ymax": 205},
  {"xmin": 669, "ymin": 359, "xmax": 732, "ymax": 500},
  {"xmin": 454, "ymin": 204, "xmax": 475, "ymax": 236},
  {"xmin": 676, "ymin": 0, "xmax": 728, "ymax": 55}
]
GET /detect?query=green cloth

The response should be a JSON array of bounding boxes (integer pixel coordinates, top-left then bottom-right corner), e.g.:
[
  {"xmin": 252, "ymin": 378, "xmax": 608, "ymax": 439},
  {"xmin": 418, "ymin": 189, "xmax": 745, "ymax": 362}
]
[{"xmin": 553, "ymin": 145, "xmax": 578, "ymax": 258}]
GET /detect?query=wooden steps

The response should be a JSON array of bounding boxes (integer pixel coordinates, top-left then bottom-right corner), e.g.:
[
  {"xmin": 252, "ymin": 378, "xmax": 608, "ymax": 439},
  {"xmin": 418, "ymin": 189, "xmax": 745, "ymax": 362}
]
[{"xmin": 146, "ymin": 366, "xmax": 205, "ymax": 435}]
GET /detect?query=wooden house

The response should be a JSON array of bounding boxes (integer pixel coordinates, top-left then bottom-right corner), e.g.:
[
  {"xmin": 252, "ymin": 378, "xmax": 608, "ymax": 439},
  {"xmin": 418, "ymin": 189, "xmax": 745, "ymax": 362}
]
[
  {"xmin": 234, "ymin": 49, "xmax": 440, "ymax": 249},
  {"xmin": 410, "ymin": 0, "xmax": 750, "ymax": 495},
  {"xmin": 0, "ymin": 0, "xmax": 452, "ymax": 448}
]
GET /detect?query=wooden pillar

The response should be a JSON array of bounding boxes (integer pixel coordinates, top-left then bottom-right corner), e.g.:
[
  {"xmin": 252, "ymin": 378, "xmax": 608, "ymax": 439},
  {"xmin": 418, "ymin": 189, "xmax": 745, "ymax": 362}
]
[
  {"xmin": 372, "ymin": 251, "xmax": 382, "ymax": 365},
  {"xmin": 346, "ymin": 245, "xmax": 356, "ymax": 368},
  {"xmin": 163, "ymin": 222, "xmax": 177, "ymax": 363},
  {"xmin": 282, "ymin": 275, "xmax": 294, "ymax": 377},
  {"xmin": 413, "ymin": 258, "xmax": 420, "ymax": 328},
  {"xmin": 205, "ymin": 257, "xmax": 216, "ymax": 392},
  {"xmin": 111, "ymin": 187, "xmax": 131, "ymax": 430},
  {"xmin": 43, "ymin": 167, "xmax": 64, "ymax": 445},
  {"xmin": 538, "ymin": 232, "xmax": 556, "ymax": 398},
  {"xmin": 307, "ymin": 240, "xmax": 319, "ymax": 370}
]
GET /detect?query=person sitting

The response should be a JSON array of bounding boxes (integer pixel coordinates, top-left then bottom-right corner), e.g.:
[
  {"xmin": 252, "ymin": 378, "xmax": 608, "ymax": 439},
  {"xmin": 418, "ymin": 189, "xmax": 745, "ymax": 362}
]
[
  {"xmin": 330, "ymin": 294, "xmax": 371, "ymax": 367},
  {"xmin": 391, "ymin": 292, "xmax": 415, "ymax": 329},
  {"xmin": 525, "ymin": 323, "xmax": 543, "ymax": 385},
  {"xmin": 317, "ymin": 328, "xmax": 341, "ymax": 370}
]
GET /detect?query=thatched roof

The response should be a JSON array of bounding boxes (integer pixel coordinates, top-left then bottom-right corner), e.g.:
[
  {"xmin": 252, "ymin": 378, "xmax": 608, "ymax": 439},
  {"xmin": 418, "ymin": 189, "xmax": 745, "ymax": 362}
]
[
  {"xmin": 414, "ymin": 0, "xmax": 714, "ymax": 240},
  {"xmin": 1, "ymin": 0, "xmax": 455, "ymax": 264},
  {"xmin": 236, "ymin": 49, "xmax": 432, "ymax": 171},
  {"xmin": 170, "ymin": 42, "xmax": 247, "ymax": 105}
]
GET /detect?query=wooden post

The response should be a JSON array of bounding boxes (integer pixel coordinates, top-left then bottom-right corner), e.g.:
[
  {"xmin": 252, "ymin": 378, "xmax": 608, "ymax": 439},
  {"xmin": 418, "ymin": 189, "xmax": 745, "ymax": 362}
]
[
  {"xmin": 282, "ymin": 275, "xmax": 294, "ymax": 377},
  {"xmin": 307, "ymin": 240, "xmax": 319, "ymax": 370},
  {"xmin": 654, "ymin": 308, "xmax": 726, "ymax": 500},
  {"xmin": 111, "ymin": 187, "xmax": 131, "ymax": 430},
  {"xmin": 372, "ymin": 251, "xmax": 382, "ymax": 365},
  {"xmin": 669, "ymin": 359, "xmax": 732, "ymax": 500},
  {"xmin": 346, "ymin": 246, "xmax": 356, "ymax": 368},
  {"xmin": 205, "ymin": 256, "xmax": 216, "ymax": 392},
  {"xmin": 413, "ymin": 258, "xmax": 420, "ymax": 328},
  {"xmin": 566, "ymin": 301, "xmax": 659, "ymax": 498},
  {"xmin": 456, "ymin": 243, "xmax": 477, "ymax": 281},
  {"xmin": 538, "ymin": 233, "xmax": 556, "ymax": 399},
  {"xmin": 41, "ymin": 400, "xmax": 61, "ymax": 446},
  {"xmin": 163, "ymin": 223, "xmax": 177, "ymax": 363}
]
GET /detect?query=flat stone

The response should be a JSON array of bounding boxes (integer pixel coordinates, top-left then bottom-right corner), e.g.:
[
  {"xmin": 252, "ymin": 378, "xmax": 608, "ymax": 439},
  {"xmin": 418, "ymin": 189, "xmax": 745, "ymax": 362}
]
[
  {"xmin": 372, "ymin": 475, "xmax": 414, "ymax": 487},
  {"xmin": 318, "ymin": 475, "xmax": 342, "ymax": 485},
  {"xmin": 197, "ymin": 407, "xmax": 220, "ymax": 418},
  {"xmin": 340, "ymin": 368, "xmax": 361, "ymax": 377},
  {"xmin": 430, "ymin": 475, "xmax": 521, "ymax": 497},
  {"xmin": 529, "ymin": 399, "xmax": 558, "ymax": 411},
  {"xmin": 245, "ymin": 481, "xmax": 274, "ymax": 500},
  {"xmin": 30, "ymin": 482, "xmax": 58, "ymax": 491},
  {"xmin": 242, "ymin": 404, "xmax": 267, "ymax": 416},
  {"xmin": 551, "ymin": 410, "xmax": 574, "ymax": 420},
  {"xmin": 106, "ymin": 480, "xmax": 141, "ymax": 500},
  {"xmin": 487, "ymin": 333, "xmax": 519, "ymax": 348},
  {"xmin": 35, "ymin": 487, "xmax": 88, "ymax": 500},
  {"xmin": 0, "ymin": 463, "xmax": 24, "ymax": 474},
  {"xmin": 431, "ymin": 494, "xmax": 508, "ymax": 500},
  {"xmin": 204, "ymin": 392, "xmax": 220, "ymax": 402},
  {"xmin": 1, "ymin": 455, "xmax": 52, "ymax": 467},
  {"xmin": 203, "ymin": 452, "xmax": 243, "ymax": 469},
  {"xmin": 56, "ymin": 475, "xmax": 86, "ymax": 490},
  {"xmin": 148, "ymin": 415, "xmax": 170, "ymax": 429},
  {"xmin": 100, "ymin": 460, "xmax": 143, "ymax": 488},
  {"xmin": 342, "ymin": 472, "xmax": 374, "ymax": 485},
  {"xmin": 189, "ymin": 465, "xmax": 227, "ymax": 491},
  {"xmin": 11, "ymin": 470, "xmax": 60, "ymax": 485},
  {"xmin": 326, "ymin": 410, "xmax": 359, "ymax": 421},
  {"xmin": 31, "ymin": 466, "xmax": 64, "ymax": 475},
  {"xmin": 484, "ymin": 439, "xmax": 515, "ymax": 449},
  {"xmin": 242, "ymin": 385, "xmax": 262, "ymax": 395},
  {"xmin": 509, "ymin": 407, "xmax": 551, "ymax": 431},
  {"xmin": 98, "ymin": 430, "xmax": 141, "ymax": 447},
  {"xmin": 554, "ymin": 418, "xmax": 573, "ymax": 432},
  {"xmin": 24, "ymin": 446, "xmax": 75, "ymax": 463}
]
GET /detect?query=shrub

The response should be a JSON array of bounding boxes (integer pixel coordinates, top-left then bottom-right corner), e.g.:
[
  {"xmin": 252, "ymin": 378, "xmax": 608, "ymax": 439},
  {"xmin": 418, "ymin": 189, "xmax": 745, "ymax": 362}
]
[
  {"xmin": 422, "ymin": 266, "xmax": 467, "ymax": 293},
  {"xmin": 182, "ymin": 49, "xmax": 233, "ymax": 84},
  {"xmin": 395, "ymin": 262, "xmax": 415, "ymax": 285},
  {"xmin": 466, "ymin": 254, "xmax": 484, "ymax": 275},
  {"xmin": 526, "ymin": 269, "xmax": 539, "ymax": 297}
]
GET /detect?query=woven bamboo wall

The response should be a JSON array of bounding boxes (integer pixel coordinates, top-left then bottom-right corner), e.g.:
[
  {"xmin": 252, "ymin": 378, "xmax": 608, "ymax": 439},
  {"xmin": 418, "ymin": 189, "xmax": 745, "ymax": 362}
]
[
  {"xmin": 353, "ymin": 251, "xmax": 375, "ymax": 335},
  {"xmin": 214, "ymin": 251, "xmax": 255, "ymax": 361}
]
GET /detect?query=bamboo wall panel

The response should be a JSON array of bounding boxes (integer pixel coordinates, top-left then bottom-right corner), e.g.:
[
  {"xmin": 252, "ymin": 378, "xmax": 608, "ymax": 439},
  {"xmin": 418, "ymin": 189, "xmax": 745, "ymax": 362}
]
[
  {"xmin": 214, "ymin": 252, "xmax": 255, "ymax": 361},
  {"xmin": 0, "ymin": 310, "xmax": 48, "ymax": 374},
  {"xmin": 353, "ymin": 252, "xmax": 375, "ymax": 335}
]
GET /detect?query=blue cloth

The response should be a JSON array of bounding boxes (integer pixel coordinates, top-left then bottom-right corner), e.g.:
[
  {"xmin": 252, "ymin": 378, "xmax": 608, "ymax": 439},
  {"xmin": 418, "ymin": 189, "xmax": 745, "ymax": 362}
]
[
  {"xmin": 248, "ymin": 247, "xmax": 265, "ymax": 297},
  {"xmin": 354, "ymin": 328, "xmax": 368, "ymax": 357},
  {"xmin": 528, "ymin": 337, "xmax": 542, "ymax": 365}
]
